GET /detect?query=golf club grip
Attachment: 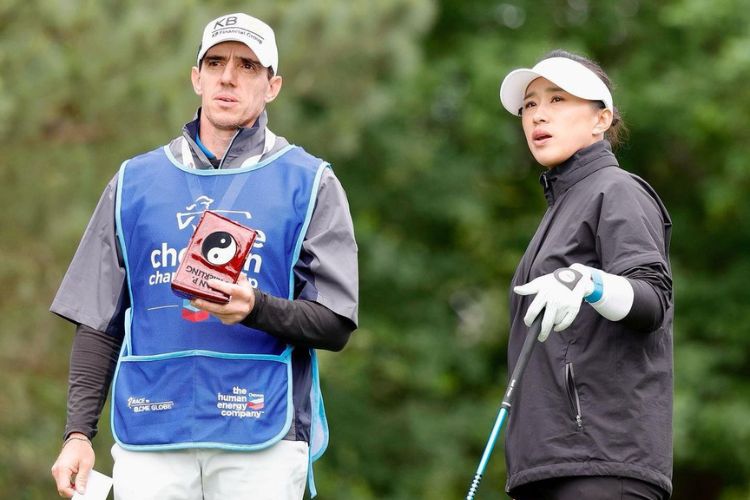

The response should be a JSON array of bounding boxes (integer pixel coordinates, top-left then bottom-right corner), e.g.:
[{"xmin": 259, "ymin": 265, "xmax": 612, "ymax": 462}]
[
  {"xmin": 501, "ymin": 315, "xmax": 542, "ymax": 409},
  {"xmin": 466, "ymin": 473, "xmax": 482, "ymax": 499}
]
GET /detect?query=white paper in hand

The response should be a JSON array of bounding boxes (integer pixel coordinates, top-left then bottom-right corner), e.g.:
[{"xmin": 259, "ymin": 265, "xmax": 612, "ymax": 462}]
[{"xmin": 72, "ymin": 469, "xmax": 113, "ymax": 500}]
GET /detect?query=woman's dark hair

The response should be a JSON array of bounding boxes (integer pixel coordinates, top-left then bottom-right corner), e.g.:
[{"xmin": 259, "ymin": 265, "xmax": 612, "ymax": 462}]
[{"xmin": 540, "ymin": 49, "xmax": 628, "ymax": 148}]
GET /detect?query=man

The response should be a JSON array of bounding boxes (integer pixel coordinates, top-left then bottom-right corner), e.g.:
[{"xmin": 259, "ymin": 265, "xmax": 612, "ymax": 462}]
[{"xmin": 50, "ymin": 12, "xmax": 358, "ymax": 500}]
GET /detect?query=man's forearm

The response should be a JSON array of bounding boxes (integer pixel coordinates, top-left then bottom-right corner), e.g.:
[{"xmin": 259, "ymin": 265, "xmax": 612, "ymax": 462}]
[
  {"xmin": 242, "ymin": 290, "xmax": 355, "ymax": 351},
  {"xmin": 65, "ymin": 324, "xmax": 122, "ymax": 440}
]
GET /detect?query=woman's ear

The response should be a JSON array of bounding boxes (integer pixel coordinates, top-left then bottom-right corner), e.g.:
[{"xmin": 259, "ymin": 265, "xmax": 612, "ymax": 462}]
[{"xmin": 593, "ymin": 108, "xmax": 613, "ymax": 135}]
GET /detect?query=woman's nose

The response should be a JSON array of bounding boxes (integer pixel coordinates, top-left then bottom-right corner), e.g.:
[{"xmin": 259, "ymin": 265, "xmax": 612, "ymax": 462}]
[{"xmin": 532, "ymin": 105, "xmax": 548, "ymax": 124}]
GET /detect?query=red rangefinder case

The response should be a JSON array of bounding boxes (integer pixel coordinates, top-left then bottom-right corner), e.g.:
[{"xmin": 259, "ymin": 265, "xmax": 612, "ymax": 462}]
[{"xmin": 171, "ymin": 210, "xmax": 257, "ymax": 304}]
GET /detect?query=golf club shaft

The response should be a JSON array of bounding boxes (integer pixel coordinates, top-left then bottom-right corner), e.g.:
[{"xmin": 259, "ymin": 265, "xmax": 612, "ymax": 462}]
[{"xmin": 465, "ymin": 316, "xmax": 542, "ymax": 500}]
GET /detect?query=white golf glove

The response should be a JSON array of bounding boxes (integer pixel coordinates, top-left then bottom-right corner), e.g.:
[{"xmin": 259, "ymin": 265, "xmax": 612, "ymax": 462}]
[
  {"xmin": 514, "ymin": 264, "xmax": 635, "ymax": 342},
  {"xmin": 514, "ymin": 267, "xmax": 593, "ymax": 342}
]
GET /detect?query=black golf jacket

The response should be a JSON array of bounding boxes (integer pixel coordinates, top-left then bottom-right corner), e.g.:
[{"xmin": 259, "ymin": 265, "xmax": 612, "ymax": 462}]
[{"xmin": 505, "ymin": 140, "xmax": 673, "ymax": 495}]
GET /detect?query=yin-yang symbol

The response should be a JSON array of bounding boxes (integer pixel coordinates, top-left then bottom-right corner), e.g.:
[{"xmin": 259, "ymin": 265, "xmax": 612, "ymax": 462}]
[{"xmin": 201, "ymin": 231, "xmax": 237, "ymax": 266}]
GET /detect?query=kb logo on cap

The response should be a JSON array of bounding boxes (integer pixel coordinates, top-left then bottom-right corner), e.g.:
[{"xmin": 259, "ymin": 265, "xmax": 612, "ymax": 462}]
[
  {"xmin": 202, "ymin": 231, "xmax": 238, "ymax": 266},
  {"xmin": 214, "ymin": 16, "xmax": 238, "ymax": 29}
]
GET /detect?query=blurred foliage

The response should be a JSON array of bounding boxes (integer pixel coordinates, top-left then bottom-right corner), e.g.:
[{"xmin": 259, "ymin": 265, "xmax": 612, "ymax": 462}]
[{"xmin": 2, "ymin": 0, "xmax": 749, "ymax": 498}]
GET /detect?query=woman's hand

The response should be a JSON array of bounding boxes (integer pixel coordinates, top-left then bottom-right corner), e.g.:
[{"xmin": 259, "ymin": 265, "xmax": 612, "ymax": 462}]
[{"xmin": 514, "ymin": 267, "xmax": 592, "ymax": 341}]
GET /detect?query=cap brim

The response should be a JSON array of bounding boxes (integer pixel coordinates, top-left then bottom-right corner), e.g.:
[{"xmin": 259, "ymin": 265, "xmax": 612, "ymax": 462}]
[
  {"xmin": 499, "ymin": 68, "xmax": 542, "ymax": 115},
  {"xmin": 197, "ymin": 36, "xmax": 274, "ymax": 72},
  {"xmin": 499, "ymin": 57, "xmax": 614, "ymax": 116}
]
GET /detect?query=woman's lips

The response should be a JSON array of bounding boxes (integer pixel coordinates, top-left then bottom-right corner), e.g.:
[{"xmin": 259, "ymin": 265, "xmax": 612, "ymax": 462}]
[{"xmin": 532, "ymin": 130, "xmax": 552, "ymax": 145}]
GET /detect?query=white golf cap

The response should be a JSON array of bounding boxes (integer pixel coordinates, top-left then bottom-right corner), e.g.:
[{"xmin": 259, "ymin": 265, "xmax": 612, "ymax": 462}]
[
  {"xmin": 197, "ymin": 13, "xmax": 278, "ymax": 74},
  {"xmin": 499, "ymin": 57, "xmax": 613, "ymax": 115}
]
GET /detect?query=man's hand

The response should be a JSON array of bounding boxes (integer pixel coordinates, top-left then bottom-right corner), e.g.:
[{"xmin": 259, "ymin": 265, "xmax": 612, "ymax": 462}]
[
  {"xmin": 191, "ymin": 273, "xmax": 256, "ymax": 324},
  {"xmin": 51, "ymin": 433, "xmax": 94, "ymax": 498},
  {"xmin": 513, "ymin": 267, "xmax": 592, "ymax": 342}
]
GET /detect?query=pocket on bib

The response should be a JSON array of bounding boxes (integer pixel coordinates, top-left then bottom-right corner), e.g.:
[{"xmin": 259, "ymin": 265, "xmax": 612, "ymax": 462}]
[
  {"xmin": 112, "ymin": 352, "xmax": 293, "ymax": 449},
  {"xmin": 112, "ymin": 355, "xmax": 195, "ymax": 446},
  {"xmin": 192, "ymin": 353, "xmax": 292, "ymax": 447}
]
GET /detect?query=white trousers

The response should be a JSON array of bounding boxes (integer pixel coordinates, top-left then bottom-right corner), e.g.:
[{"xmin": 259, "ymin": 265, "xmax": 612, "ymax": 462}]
[{"xmin": 111, "ymin": 440, "xmax": 308, "ymax": 500}]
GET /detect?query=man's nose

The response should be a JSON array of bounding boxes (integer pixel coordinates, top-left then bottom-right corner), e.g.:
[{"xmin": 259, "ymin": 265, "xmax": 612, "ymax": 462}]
[{"xmin": 220, "ymin": 63, "xmax": 237, "ymax": 84}]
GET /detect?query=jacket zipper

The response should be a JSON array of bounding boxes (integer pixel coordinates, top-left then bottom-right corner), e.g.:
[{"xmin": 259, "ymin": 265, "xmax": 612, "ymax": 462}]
[
  {"xmin": 217, "ymin": 129, "xmax": 242, "ymax": 169},
  {"xmin": 564, "ymin": 362, "xmax": 584, "ymax": 430}
]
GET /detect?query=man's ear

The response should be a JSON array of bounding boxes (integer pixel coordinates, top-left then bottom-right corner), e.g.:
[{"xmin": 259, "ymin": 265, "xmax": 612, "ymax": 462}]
[
  {"xmin": 191, "ymin": 66, "xmax": 202, "ymax": 96},
  {"xmin": 265, "ymin": 75, "xmax": 283, "ymax": 103}
]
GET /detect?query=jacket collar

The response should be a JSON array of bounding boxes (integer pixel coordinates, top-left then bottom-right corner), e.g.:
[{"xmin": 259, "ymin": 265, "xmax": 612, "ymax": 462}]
[
  {"xmin": 182, "ymin": 109, "xmax": 268, "ymax": 169},
  {"xmin": 540, "ymin": 140, "xmax": 618, "ymax": 205}
]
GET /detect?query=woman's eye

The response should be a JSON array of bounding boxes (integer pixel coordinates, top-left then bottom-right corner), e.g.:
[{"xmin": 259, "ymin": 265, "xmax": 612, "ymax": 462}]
[
  {"xmin": 524, "ymin": 101, "xmax": 536, "ymax": 109},
  {"xmin": 551, "ymin": 95, "xmax": 563, "ymax": 103}
]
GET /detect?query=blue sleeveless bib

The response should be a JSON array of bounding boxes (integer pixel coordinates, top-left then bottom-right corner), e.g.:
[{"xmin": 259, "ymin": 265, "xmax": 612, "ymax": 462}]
[{"xmin": 111, "ymin": 143, "xmax": 329, "ymax": 470}]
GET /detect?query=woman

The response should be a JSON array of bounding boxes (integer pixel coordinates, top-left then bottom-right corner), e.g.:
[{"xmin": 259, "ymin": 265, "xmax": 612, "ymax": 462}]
[{"xmin": 499, "ymin": 50, "xmax": 673, "ymax": 499}]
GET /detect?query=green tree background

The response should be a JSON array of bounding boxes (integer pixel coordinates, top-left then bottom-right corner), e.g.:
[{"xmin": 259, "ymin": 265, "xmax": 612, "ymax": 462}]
[{"xmin": 2, "ymin": 0, "xmax": 749, "ymax": 498}]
